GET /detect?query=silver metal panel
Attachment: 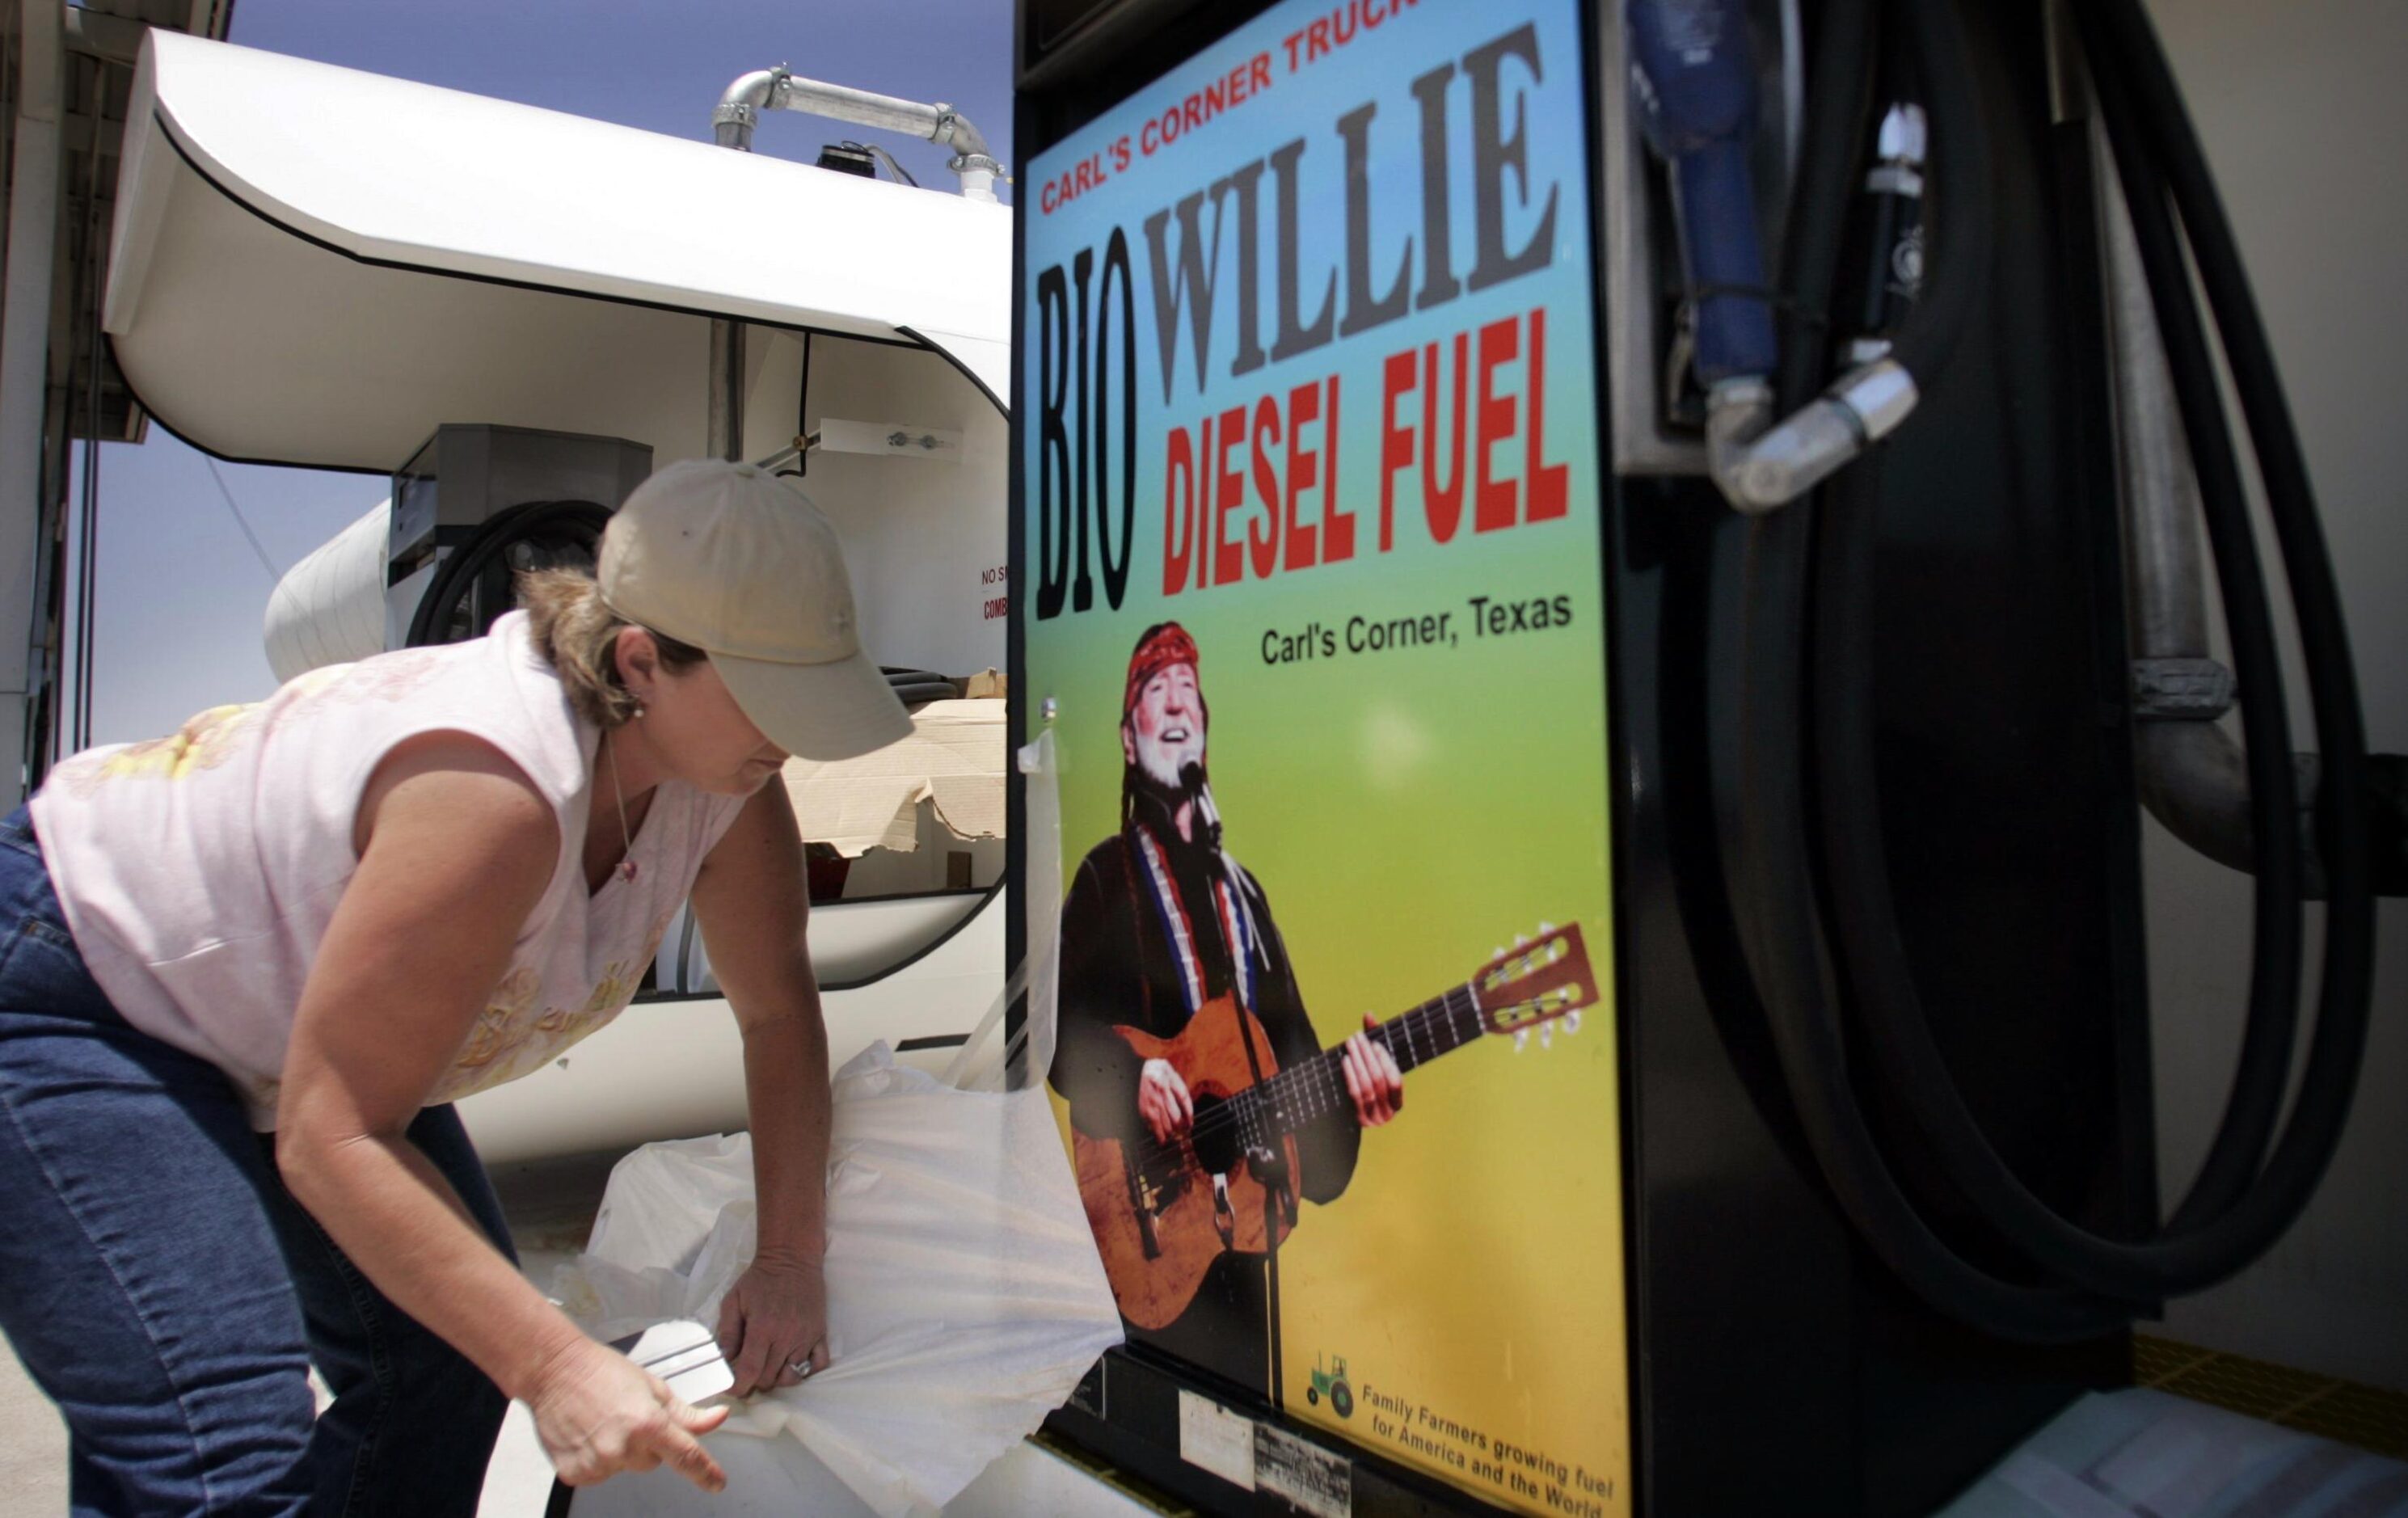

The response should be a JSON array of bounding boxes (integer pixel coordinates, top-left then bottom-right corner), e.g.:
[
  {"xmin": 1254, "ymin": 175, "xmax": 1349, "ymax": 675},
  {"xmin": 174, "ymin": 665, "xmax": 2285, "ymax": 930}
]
[{"xmin": 1599, "ymin": 0, "xmax": 1710, "ymax": 475}]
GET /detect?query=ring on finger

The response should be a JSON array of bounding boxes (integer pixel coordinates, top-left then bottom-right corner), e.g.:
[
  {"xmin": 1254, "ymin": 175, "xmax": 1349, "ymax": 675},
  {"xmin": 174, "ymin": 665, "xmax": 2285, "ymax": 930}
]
[{"xmin": 787, "ymin": 1360, "xmax": 816, "ymax": 1379}]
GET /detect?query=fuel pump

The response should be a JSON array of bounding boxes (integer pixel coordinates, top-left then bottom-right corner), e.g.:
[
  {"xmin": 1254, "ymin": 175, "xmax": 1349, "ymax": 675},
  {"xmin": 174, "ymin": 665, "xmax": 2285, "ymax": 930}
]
[{"xmin": 1011, "ymin": 1, "xmax": 2391, "ymax": 1514}]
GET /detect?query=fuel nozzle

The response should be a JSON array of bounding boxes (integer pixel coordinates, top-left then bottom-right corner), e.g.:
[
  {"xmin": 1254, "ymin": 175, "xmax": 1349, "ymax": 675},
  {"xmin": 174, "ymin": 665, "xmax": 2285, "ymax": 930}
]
[
  {"xmin": 1687, "ymin": 95, "xmax": 1931, "ymax": 512},
  {"xmin": 1627, "ymin": 0, "xmax": 1779, "ymax": 386},
  {"xmin": 1702, "ymin": 93, "xmax": 1928, "ymax": 513},
  {"xmin": 1631, "ymin": 0, "xmax": 1925, "ymax": 512}
]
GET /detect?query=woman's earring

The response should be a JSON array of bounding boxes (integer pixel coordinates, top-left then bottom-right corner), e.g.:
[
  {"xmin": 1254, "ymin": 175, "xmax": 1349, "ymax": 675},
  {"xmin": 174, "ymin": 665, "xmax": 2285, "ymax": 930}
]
[{"xmin": 634, "ymin": 704, "xmax": 647, "ymax": 719}]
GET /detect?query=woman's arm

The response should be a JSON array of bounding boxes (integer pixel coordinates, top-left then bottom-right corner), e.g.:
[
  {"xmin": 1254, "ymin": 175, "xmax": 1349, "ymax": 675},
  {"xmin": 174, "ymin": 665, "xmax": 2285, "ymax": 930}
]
[
  {"xmin": 687, "ymin": 779, "xmax": 833, "ymax": 1398},
  {"xmin": 277, "ymin": 732, "xmax": 726, "ymax": 1493}
]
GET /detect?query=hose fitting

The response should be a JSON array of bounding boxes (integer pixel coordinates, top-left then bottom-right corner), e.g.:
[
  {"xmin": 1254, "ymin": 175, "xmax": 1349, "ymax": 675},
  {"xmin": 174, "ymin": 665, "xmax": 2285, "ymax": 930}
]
[{"xmin": 1707, "ymin": 358, "xmax": 1919, "ymax": 512}]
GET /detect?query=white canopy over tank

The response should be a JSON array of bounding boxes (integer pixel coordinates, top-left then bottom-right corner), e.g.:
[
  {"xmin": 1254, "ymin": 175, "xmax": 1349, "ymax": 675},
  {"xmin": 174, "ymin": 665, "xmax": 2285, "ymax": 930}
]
[
  {"xmin": 119, "ymin": 32, "xmax": 1018, "ymax": 687},
  {"xmin": 104, "ymin": 31, "xmax": 1010, "ymax": 471}
]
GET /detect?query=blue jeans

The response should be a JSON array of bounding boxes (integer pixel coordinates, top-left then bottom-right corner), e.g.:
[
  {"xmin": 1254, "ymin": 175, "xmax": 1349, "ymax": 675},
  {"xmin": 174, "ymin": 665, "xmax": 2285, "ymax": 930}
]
[{"xmin": 0, "ymin": 808, "xmax": 513, "ymax": 1516}]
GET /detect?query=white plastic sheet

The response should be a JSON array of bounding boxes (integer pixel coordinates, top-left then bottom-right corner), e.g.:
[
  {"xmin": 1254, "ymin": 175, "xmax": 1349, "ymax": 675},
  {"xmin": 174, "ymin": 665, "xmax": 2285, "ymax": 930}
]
[
  {"xmin": 554, "ymin": 1048, "xmax": 1120, "ymax": 1516},
  {"xmin": 1938, "ymin": 1388, "xmax": 2408, "ymax": 1516},
  {"xmin": 553, "ymin": 730, "xmax": 1115, "ymax": 1518}
]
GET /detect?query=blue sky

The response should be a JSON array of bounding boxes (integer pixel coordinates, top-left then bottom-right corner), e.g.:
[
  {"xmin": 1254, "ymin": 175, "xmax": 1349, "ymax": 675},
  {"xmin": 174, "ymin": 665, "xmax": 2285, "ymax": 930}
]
[{"xmin": 67, "ymin": 0, "xmax": 1014, "ymax": 749}]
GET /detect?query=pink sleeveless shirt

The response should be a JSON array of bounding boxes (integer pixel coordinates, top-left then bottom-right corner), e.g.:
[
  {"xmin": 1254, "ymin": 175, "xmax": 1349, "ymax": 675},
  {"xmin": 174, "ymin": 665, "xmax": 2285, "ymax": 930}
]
[{"xmin": 27, "ymin": 612, "xmax": 746, "ymax": 1128}]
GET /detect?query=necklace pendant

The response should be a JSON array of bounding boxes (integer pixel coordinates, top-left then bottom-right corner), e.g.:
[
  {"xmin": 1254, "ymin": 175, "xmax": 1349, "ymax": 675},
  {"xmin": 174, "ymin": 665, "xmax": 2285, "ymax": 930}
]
[{"xmin": 618, "ymin": 858, "xmax": 639, "ymax": 884}]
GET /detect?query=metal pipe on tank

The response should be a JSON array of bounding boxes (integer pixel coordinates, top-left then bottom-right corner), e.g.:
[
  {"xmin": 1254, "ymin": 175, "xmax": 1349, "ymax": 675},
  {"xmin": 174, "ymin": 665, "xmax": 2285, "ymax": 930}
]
[
  {"xmin": 2106, "ymin": 153, "xmax": 2210, "ymax": 665},
  {"xmin": 703, "ymin": 63, "xmax": 1002, "ymax": 465},
  {"xmin": 709, "ymin": 319, "xmax": 745, "ymax": 463},
  {"xmin": 2098, "ymin": 127, "xmax": 2322, "ymax": 890},
  {"xmin": 711, "ymin": 66, "xmax": 1000, "ymax": 202}
]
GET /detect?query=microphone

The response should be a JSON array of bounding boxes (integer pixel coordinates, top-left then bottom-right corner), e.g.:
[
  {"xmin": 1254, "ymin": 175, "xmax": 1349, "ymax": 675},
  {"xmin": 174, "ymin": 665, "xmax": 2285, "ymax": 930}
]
[{"xmin": 1179, "ymin": 762, "xmax": 1224, "ymax": 850}]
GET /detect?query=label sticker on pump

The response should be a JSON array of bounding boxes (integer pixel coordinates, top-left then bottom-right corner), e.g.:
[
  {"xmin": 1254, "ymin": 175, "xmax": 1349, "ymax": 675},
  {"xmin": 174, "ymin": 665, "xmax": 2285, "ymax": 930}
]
[{"xmin": 1019, "ymin": 1, "xmax": 1628, "ymax": 1514}]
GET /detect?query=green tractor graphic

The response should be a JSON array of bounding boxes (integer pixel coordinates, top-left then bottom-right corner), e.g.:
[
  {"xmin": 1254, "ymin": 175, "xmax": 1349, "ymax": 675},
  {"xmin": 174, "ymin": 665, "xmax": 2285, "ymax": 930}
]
[{"xmin": 1305, "ymin": 1354, "xmax": 1354, "ymax": 1419}]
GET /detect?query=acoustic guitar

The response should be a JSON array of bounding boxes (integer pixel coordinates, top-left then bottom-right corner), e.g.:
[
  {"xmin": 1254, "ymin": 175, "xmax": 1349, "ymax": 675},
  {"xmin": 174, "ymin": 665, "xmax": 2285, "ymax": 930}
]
[{"xmin": 1072, "ymin": 922, "xmax": 1598, "ymax": 1329}]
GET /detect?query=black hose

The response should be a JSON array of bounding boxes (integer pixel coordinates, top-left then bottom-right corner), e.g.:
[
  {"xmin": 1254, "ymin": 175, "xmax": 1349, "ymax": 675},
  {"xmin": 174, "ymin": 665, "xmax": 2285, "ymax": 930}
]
[
  {"xmin": 1770, "ymin": 0, "xmax": 1879, "ymax": 407},
  {"xmin": 404, "ymin": 500, "xmax": 614, "ymax": 648},
  {"xmin": 1786, "ymin": 0, "xmax": 2374, "ymax": 1309},
  {"xmin": 879, "ymin": 667, "xmax": 960, "ymax": 707},
  {"xmin": 1744, "ymin": 456, "xmax": 2126, "ymax": 1335},
  {"xmin": 1880, "ymin": 0, "xmax": 1990, "ymax": 382},
  {"xmin": 2094, "ymin": 111, "xmax": 2307, "ymax": 1239},
  {"xmin": 1805, "ymin": 58, "xmax": 2308, "ymax": 1300},
  {"xmin": 2081, "ymin": 0, "xmax": 2376, "ymax": 1213},
  {"xmin": 1727, "ymin": 0, "xmax": 2126, "ymax": 1340},
  {"xmin": 2102, "ymin": 0, "xmax": 2371, "ymax": 1271}
]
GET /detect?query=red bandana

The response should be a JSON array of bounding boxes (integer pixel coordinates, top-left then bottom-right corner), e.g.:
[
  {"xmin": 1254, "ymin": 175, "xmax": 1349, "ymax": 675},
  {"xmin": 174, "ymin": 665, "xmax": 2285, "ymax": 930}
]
[{"xmin": 1123, "ymin": 622, "xmax": 1200, "ymax": 717}]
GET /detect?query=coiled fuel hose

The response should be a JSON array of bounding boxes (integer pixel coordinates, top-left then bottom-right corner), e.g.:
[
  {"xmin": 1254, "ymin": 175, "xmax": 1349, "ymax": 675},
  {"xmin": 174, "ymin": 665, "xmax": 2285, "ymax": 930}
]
[{"xmin": 1712, "ymin": 0, "xmax": 2376, "ymax": 1339}]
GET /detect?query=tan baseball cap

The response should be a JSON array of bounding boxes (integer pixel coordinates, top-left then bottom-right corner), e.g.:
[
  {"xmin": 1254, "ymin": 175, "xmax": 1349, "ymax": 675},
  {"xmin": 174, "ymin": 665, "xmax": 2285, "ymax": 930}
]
[{"xmin": 597, "ymin": 458, "xmax": 912, "ymax": 761}]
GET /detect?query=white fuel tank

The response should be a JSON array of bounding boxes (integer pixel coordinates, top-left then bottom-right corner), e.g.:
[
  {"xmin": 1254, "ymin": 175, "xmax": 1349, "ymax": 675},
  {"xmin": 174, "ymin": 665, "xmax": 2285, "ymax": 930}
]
[{"xmin": 261, "ymin": 499, "xmax": 390, "ymax": 682}]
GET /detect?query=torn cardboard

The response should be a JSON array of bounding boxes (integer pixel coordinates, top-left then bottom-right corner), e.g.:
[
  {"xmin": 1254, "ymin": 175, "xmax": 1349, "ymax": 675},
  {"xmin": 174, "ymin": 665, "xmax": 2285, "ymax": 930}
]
[{"xmin": 782, "ymin": 698, "xmax": 1005, "ymax": 858}]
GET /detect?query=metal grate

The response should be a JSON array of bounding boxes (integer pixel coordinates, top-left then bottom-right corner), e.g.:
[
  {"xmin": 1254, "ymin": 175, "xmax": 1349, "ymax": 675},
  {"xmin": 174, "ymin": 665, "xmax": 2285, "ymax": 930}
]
[{"xmin": 2135, "ymin": 1335, "xmax": 2408, "ymax": 1461}]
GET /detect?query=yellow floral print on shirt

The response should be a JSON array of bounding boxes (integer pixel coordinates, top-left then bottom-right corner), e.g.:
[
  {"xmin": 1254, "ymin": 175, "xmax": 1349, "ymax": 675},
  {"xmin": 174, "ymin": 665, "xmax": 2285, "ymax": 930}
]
[
  {"xmin": 55, "ymin": 649, "xmax": 449, "ymax": 799},
  {"xmin": 584, "ymin": 959, "xmax": 644, "ymax": 1017},
  {"xmin": 435, "ymin": 957, "xmax": 654, "ymax": 1104},
  {"xmin": 453, "ymin": 964, "xmax": 544, "ymax": 1071},
  {"xmin": 61, "ymin": 703, "xmax": 258, "ymax": 795}
]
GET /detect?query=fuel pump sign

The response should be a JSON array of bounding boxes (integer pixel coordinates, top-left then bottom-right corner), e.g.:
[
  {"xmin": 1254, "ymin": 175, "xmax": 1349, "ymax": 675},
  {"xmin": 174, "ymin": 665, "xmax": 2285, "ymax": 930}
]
[{"xmin": 1019, "ymin": 1, "xmax": 1629, "ymax": 1511}]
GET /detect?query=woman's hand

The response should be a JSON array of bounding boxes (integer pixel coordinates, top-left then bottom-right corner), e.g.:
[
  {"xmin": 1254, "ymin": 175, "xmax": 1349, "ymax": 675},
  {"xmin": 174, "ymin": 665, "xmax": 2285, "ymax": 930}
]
[
  {"xmin": 1341, "ymin": 1014, "xmax": 1405, "ymax": 1128},
  {"xmin": 528, "ymin": 1337, "xmax": 728, "ymax": 1493},
  {"xmin": 716, "ymin": 1255, "xmax": 831, "ymax": 1398}
]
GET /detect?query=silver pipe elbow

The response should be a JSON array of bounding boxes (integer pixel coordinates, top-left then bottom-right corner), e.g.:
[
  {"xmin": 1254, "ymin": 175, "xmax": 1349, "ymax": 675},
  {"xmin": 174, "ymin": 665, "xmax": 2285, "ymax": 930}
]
[
  {"xmin": 931, "ymin": 104, "xmax": 1000, "ymax": 202},
  {"xmin": 2135, "ymin": 721, "xmax": 2327, "ymax": 896},
  {"xmin": 932, "ymin": 103, "xmax": 991, "ymax": 162},
  {"xmin": 713, "ymin": 69, "xmax": 787, "ymax": 151}
]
